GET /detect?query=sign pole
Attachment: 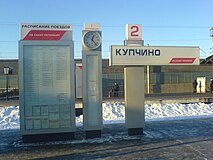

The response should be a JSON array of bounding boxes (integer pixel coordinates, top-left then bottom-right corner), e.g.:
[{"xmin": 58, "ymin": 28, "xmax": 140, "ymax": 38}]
[
  {"xmin": 124, "ymin": 24, "xmax": 145, "ymax": 135},
  {"xmin": 110, "ymin": 24, "xmax": 200, "ymax": 136}
]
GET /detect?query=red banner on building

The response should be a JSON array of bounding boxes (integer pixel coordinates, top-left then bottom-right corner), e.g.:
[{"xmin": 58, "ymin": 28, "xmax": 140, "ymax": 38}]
[{"xmin": 169, "ymin": 58, "xmax": 196, "ymax": 64}]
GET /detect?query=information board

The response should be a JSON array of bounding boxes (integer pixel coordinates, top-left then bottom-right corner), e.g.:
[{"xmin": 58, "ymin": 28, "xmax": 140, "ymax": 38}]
[
  {"xmin": 21, "ymin": 23, "xmax": 72, "ymax": 41},
  {"xmin": 19, "ymin": 41, "xmax": 75, "ymax": 137},
  {"xmin": 110, "ymin": 46, "xmax": 200, "ymax": 66}
]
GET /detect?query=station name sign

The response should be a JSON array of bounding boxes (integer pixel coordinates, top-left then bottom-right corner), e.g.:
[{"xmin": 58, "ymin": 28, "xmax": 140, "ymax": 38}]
[
  {"xmin": 110, "ymin": 46, "xmax": 200, "ymax": 66},
  {"xmin": 21, "ymin": 23, "xmax": 72, "ymax": 41}
]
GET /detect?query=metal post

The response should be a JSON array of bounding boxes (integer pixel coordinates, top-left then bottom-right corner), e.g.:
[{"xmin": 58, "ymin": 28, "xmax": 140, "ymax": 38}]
[
  {"xmin": 6, "ymin": 74, "xmax": 8, "ymax": 101},
  {"xmin": 3, "ymin": 67, "xmax": 10, "ymax": 101},
  {"xmin": 147, "ymin": 65, "xmax": 150, "ymax": 94}
]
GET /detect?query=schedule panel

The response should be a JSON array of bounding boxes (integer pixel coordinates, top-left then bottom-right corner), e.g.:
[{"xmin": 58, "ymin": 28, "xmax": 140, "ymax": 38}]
[{"xmin": 19, "ymin": 41, "xmax": 75, "ymax": 135}]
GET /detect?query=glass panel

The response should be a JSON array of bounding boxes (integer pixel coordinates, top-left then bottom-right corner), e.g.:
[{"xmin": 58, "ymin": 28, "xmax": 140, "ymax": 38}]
[
  {"xmin": 164, "ymin": 72, "xmax": 171, "ymax": 84},
  {"xmin": 177, "ymin": 73, "xmax": 184, "ymax": 83},
  {"xmin": 171, "ymin": 72, "xmax": 178, "ymax": 83},
  {"xmin": 184, "ymin": 72, "xmax": 192, "ymax": 83},
  {"xmin": 150, "ymin": 73, "xmax": 156, "ymax": 84}
]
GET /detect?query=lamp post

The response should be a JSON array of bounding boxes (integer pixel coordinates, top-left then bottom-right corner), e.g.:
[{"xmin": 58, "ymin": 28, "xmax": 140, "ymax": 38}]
[{"xmin": 3, "ymin": 67, "xmax": 10, "ymax": 101}]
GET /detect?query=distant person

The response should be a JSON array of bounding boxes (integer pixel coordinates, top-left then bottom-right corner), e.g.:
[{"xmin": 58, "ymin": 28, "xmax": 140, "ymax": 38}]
[
  {"xmin": 192, "ymin": 80, "xmax": 198, "ymax": 93},
  {"xmin": 210, "ymin": 80, "xmax": 213, "ymax": 93},
  {"xmin": 108, "ymin": 87, "xmax": 113, "ymax": 97},
  {"xmin": 113, "ymin": 82, "xmax": 120, "ymax": 97}
]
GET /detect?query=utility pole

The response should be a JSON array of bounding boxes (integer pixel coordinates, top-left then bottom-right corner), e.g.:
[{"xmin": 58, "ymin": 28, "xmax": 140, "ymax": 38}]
[{"xmin": 210, "ymin": 27, "xmax": 213, "ymax": 55}]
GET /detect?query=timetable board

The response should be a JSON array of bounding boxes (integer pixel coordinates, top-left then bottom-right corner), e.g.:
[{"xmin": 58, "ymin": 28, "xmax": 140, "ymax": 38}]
[{"xmin": 19, "ymin": 41, "xmax": 75, "ymax": 135}]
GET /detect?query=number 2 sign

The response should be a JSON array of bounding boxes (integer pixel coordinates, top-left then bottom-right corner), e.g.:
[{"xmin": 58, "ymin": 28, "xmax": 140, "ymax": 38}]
[{"xmin": 125, "ymin": 24, "xmax": 142, "ymax": 40}]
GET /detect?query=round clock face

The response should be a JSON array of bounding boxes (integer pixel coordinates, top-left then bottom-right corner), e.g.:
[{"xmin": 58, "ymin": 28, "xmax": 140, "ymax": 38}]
[{"xmin": 83, "ymin": 31, "xmax": 101, "ymax": 49}]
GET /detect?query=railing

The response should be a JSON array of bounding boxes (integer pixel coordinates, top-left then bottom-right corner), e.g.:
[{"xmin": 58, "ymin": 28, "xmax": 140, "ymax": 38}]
[{"xmin": 0, "ymin": 88, "xmax": 19, "ymax": 100}]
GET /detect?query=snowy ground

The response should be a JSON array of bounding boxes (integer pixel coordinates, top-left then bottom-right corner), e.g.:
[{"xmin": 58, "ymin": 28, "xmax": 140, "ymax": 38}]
[
  {"xmin": 1, "ymin": 102, "xmax": 213, "ymax": 130},
  {"xmin": 1, "ymin": 102, "xmax": 213, "ymax": 159}
]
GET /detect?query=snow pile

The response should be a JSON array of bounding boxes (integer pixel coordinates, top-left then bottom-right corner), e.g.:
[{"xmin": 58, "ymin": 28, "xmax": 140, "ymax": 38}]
[
  {"xmin": 76, "ymin": 102, "xmax": 125, "ymax": 125},
  {"xmin": 0, "ymin": 106, "xmax": 19, "ymax": 129},
  {"xmin": 100, "ymin": 102, "xmax": 213, "ymax": 124},
  {"xmin": 1, "ymin": 103, "xmax": 213, "ymax": 130},
  {"xmin": 145, "ymin": 102, "xmax": 213, "ymax": 121},
  {"xmin": 103, "ymin": 102, "xmax": 125, "ymax": 124}
]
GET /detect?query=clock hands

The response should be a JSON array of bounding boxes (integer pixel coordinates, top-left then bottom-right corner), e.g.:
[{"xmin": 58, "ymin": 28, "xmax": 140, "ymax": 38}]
[
  {"xmin": 91, "ymin": 35, "xmax": 98, "ymax": 46},
  {"xmin": 91, "ymin": 35, "xmax": 94, "ymax": 42}
]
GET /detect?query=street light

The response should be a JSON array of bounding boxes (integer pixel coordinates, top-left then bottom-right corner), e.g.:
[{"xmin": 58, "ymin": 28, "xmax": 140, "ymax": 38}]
[{"xmin": 3, "ymin": 66, "xmax": 12, "ymax": 101}]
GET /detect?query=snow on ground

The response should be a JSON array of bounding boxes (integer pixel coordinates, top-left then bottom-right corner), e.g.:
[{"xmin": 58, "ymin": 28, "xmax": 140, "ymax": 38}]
[
  {"xmin": 1, "ymin": 102, "xmax": 213, "ymax": 130},
  {"xmin": 100, "ymin": 102, "xmax": 213, "ymax": 124},
  {"xmin": 0, "ymin": 106, "xmax": 19, "ymax": 130}
]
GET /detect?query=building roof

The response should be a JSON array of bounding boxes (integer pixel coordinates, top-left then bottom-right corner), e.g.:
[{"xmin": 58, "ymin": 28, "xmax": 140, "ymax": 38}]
[{"xmin": 200, "ymin": 55, "xmax": 213, "ymax": 64}]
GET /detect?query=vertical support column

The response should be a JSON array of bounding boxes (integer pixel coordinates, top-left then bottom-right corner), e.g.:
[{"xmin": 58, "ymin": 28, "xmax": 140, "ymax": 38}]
[
  {"xmin": 125, "ymin": 67, "xmax": 145, "ymax": 135},
  {"xmin": 147, "ymin": 65, "xmax": 150, "ymax": 94},
  {"xmin": 125, "ymin": 24, "xmax": 145, "ymax": 136},
  {"xmin": 82, "ymin": 23, "xmax": 102, "ymax": 139}
]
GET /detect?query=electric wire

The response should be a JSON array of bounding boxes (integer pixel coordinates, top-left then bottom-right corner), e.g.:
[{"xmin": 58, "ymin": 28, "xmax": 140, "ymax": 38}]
[
  {"xmin": 0, "ymin": 23, "xmax": 212, "ymax": 58},
  {"xmin": 0, "ymin": 23, "xmax": 211, "ymax": 29}
]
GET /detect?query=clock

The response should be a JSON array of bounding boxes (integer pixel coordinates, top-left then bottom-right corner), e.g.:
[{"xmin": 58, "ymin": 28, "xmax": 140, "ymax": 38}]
[{"xmin": 83, "ymin": 31, "xmax": 101, "ymax": 50}]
